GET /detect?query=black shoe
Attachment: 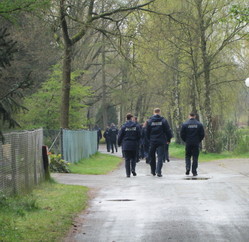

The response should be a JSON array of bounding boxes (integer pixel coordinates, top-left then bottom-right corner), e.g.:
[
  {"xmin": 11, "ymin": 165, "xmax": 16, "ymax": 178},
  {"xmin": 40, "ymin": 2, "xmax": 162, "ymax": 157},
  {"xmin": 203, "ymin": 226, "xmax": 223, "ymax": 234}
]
[
  {"xmin": 167, "ymin": 159, "xmax": 170, "ymax": 162},
  {"xmin": 132, "ymin": 171, "xmax": 137, "ymax": 176},
  {"xmin": 127, "ymin": 175, "xmax": 130, "ymax": 178},
  {"xmin": 186, "ymin": 170, "xmax": 190, "ymax": 175},
  {"xmin": 193, "ymin": 173, "xmax": 198, "ymax": 176},
  {"xmin": 151, "ymin": 172, "xmax": 156, "ymax": 176},
  {"xmin": 157, "ymin": 174, "xmax": 162, "ymax": 177}
]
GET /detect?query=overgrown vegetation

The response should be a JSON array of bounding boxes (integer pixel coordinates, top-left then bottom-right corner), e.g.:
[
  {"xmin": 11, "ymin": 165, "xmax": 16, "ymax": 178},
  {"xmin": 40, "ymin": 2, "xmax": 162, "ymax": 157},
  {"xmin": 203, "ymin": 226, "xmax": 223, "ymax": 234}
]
[
  {"xmin": 0, "ymin": 182, "xmax": 88, "ymax": 241},
  {"xmin": 49, "ymin": 153, "xmax": 70, "ymax": 173},
  {"xmin": 69, "ymin": 152, "xmax": 122, "ymax": 175}
]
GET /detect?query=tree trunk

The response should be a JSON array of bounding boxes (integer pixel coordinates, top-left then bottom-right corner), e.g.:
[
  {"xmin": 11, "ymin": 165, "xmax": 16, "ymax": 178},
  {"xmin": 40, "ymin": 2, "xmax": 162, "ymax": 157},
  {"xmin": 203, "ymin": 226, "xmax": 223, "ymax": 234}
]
[
  {"xmin": 172, "ymin": 54, "xmax": 183, "ymax": 144},
  {"xmin": 101, "ymin": 33, "xmax": 108, "ymax": 128},
  {"xmin": 197, "ymin": 0, "xmax": 216, "ymax": 152},
  {"xmin": 61, "ymin": 45, "xmax": 72, "ymax": 128}
]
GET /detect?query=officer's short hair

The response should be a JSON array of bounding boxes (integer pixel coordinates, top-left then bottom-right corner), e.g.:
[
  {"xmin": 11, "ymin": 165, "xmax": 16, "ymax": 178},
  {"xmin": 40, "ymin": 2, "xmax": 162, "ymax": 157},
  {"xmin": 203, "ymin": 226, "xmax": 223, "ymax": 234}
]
[
  {"xmin": 126, "ymin": 113, "xmax": 133, "ymax": 120},
  {"xmin": 189, "ymin": 112, "xmax": 196, "ymax": 117},
  {"xmin": 154, "ymin": 108, "xmax": 161, "ymax": 114}
]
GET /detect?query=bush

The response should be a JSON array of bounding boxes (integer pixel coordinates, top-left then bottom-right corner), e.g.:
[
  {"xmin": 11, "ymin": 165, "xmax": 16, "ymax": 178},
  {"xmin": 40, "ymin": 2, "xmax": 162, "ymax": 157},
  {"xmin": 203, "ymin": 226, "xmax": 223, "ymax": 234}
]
[
  {"xmin": 49, "ymin": 154, "xmax": 70, "ymax": 173},
  {"xmin": 234, "ymin": 135, "xmax": 249, "ymax": 154}
]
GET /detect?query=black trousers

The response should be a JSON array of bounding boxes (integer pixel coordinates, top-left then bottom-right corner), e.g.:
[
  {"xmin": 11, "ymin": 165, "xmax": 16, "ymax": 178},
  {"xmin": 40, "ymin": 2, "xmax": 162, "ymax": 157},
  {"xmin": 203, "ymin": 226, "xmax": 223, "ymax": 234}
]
[
  {"xmin": 110, "ymin": 140, "xmax": 118, "ymax": 153},
  {"xmin": 105, "ymin": 139, "xmax": 111, "ymax": 152},
  {"xmin": 123, "ymin": 150, "xmax": 136, "ymax": 176},
  {"xmin": 185, "ymin": 144, "xmax": 200, "ymax": 174},
  {"xmin": 149, "ymin": 143, "xmax": 165, "ymax": 175}
]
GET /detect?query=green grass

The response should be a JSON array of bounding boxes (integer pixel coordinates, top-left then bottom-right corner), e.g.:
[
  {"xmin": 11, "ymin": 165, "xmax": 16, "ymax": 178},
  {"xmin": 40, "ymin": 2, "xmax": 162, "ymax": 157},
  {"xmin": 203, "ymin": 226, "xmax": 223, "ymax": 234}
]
[
  {"xmin": 69, "ymin": 152, "xmax": 122, "ymax": 175},
  {"xmin": 0, "ymin": 181, "xmax": 88, "ymax": 242},
  {"xmin": 169, "ymin": 142, "xmax": 249, "ymax": 162}
]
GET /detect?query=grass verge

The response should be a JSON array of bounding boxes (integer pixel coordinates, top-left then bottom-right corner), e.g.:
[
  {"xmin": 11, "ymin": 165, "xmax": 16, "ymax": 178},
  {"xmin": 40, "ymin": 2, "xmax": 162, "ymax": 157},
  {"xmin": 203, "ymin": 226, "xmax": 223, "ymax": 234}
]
[
  {"xmin": 169, "ymin": 142, "xmax": 249, "ymax": 162},
  {"xmin": 0, "ymin": 181, "xmax": 88, "ymax": 242},
  {"xmin": 69, "ymin": 152, "xmax": 122, "ymax": 175}
]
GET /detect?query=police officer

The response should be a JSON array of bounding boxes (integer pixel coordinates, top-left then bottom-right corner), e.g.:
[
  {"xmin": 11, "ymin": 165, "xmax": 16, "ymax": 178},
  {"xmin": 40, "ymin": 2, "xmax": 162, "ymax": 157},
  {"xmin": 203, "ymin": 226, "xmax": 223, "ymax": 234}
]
[
  {"xmin": 103, "ymin": 126, "xmax": 111, "ymax": 152},
  {"xmin": 141, "ymin": 120, "xmax": 150, "ymax": 164},
  {"xmin": 109, "ymin": 123, "xmax": 118, "ymax": 153},
  {"xmin": 147, "ymin": 108, "xmax": 172, "ymax": 177},
  {"xmin": 93, "ymin": 125, "xmax": 102, "ymax": 150},
  {"xmin": 132, "ymin": 116, "xmax": 142, "ymax": 162},
  {"xmin": 180, "ymin": 112, "xmax": 205, "ymax": 176},
  {"xmin": 118, "ymin": 113, "xmax": 141, "ymax": 177}
]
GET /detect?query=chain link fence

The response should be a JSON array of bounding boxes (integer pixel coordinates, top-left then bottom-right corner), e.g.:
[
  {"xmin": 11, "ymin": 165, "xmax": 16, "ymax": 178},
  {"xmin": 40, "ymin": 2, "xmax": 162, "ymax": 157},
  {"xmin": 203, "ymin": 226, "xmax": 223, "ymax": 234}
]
[
  {"xmin": 0, "ymin": 129, "xmax": 44, "ymax": 196},
  {"xmin": 62, "ymin": 129, "xmax": 98, "ymax": 163},
  {"xmin": 0, "ymin": 128, "xmax": 97, "ymax": 196},
  {"xmin": 43, "ymin": 129, "xmax": 61, "ymax": 154},
  {"xmin": 44, "ymin": 129, "xmax": 98, "ymax": 163}
]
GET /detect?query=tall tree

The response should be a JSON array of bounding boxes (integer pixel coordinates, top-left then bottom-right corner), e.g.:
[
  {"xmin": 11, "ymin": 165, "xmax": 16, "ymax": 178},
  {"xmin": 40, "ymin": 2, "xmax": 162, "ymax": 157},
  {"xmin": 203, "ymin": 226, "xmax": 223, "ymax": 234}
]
[{"xmin": 50, "ymin": 0, "xmax": 155, "ymax": 128}]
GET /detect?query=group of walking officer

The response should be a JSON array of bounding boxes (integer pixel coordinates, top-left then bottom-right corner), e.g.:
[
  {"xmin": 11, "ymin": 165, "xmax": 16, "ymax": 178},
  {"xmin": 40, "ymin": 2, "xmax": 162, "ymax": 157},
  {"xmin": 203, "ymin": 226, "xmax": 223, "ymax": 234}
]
[
  {"xmin": 103, "ymin": 123, "xmax": 119, "ymax": 153},
  {"xmin": 118, "ymin": 108, "xmax": 205, "ymax": 178}
]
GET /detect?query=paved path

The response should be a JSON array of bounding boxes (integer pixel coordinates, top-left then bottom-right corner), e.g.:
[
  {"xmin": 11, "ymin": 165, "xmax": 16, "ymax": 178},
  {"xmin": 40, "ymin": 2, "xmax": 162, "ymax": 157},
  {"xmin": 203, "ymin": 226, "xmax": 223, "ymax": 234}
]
[{"xmin": 53, "ymin": 147, "xmax": 249, "ymax": 242}]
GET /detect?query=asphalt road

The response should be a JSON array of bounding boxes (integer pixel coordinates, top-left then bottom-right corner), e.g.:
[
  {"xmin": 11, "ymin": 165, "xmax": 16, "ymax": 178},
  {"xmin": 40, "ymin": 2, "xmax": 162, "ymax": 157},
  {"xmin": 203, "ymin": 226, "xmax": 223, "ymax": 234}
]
[{"xmin": 53, "ymin": 146, "xmax": 249, "ymax": 242}]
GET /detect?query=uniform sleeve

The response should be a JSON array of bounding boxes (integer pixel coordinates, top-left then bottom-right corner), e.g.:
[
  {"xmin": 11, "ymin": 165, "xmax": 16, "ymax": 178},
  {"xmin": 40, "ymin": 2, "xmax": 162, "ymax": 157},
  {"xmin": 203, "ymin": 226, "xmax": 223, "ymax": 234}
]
[
  {"xmin": 98, "ymin": 129, "xmax": 102, "ymax": 139},
  {"xmin": 199, "ymin": 124, "xmax": 205, "ymax": 142},
  {"xmin": 146, "ymin": 122, "xmax": 151, "ymax": 141},
  {"xmin": 163, "ymin": 119, "xmax": 173, "ymax": 142},
  {"xmin": 180, "ymin": 124, "xmax": 186, "ymax": 142},
  {"xmin": 118, "ymin": 127, "xmax": 125, "ymax": 146},
  {"xmin": 136, "ymin": 126, "xmax": 141, "ymax": 141}
]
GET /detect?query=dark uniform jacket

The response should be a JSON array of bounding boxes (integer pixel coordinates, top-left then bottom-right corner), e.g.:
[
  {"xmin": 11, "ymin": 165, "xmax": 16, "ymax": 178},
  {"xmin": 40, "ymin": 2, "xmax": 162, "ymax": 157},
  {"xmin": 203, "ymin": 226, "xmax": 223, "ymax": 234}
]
[
  {"xmin": 147, "ymin": 115, "xmax": 172, "ymax": 145},
  {"xmin": 103, "ymin": 129, "xmax": 110, "ymax": 140},
  {"xmin": 118, "ymin": 121, "xmax": 141, "ymax": 151},
  {"xmin": 96, "ymin": 128, "xmax": 102, "ymax": 141},
  {"xmin": 180, "ymin": 118, "xmax": 205, "ymax": 145},
  {"xmin": 141, "ymin": 126, "xmax": 150, "ymax": 150},
  {"xmin": 109, "ymin": 126, "xmax": 118, "ymax": 142}
]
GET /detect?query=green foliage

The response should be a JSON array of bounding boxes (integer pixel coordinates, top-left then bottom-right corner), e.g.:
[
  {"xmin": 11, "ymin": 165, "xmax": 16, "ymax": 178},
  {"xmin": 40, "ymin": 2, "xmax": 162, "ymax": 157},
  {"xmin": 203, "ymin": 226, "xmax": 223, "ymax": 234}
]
[
  {"xmin": 233, "ymin": 134, "xmax": 249, "ymax": 154},
  {"xmin": 49, "ymin": 153, "xmax": 70, "ymax": 173},
  {"xmin": 0, "ymin": 28, "xmax": 30, "ymax": 139},
  {"xmin": 230, "ymin": 5, "xmax": 249, "ymax": 23},
  {"xmin": 70, "ymin": 152, "xmax": 122, "ymax": 175},
  {"xmin": 0, "ymin": 183, "xmax": 88, "ymax": 241},
  {"xmin": 18, "ymin": 64, "xmax": 92, "ymax": 129},
  {"xmin": 0, "ymin": 0, "xmax": 50, "ymax": 21},
  {"xmin": 219, "ymin": 121, "xmax": 239, "ymax": 152}
]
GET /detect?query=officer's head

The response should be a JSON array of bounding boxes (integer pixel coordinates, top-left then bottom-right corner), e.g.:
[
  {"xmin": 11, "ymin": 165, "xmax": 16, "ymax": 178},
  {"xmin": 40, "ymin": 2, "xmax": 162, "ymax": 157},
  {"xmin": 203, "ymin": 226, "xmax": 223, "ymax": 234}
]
[
  {"xmin": 133, "ymin": 116, "xmax": 138, "ymax": 122},
  {"xmin": 126, "ymin": 113, "xmax": 133, "ymax": 120},
  {"xmin": 154, "ymin": 108, "xmax": 161, "ymax": 115},
  {"xmin": 189, "ymin": 112, "xmax": 196, "ymax": 118}
]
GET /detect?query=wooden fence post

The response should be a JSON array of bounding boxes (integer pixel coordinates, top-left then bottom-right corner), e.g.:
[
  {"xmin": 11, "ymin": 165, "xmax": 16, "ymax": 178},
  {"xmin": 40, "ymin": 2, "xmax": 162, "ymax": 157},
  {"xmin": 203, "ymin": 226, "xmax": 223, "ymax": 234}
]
[{"xmin": 42, "ymin": 146, "xmax": 50, "ymax": 181}]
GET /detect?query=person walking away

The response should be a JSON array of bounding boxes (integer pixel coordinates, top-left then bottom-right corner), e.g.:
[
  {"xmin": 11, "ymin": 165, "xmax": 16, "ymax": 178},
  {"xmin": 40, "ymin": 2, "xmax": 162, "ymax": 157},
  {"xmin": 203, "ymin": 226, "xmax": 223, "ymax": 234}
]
[
  {"xmin": 162, "ymin": 143, "xmax": 170, "ymax": 163},
  {"xmin": 141, "ymin": 120, "xmax": 150, "ymax": 164},
  {"xmin": 147, "ymin": 108, "xmax": 173, "ymax": 177},
  {"xmin": 118, "ymin": 113, "xmax": 141, "ymax": 177},
  {"xmin": 109, "ymin": 123, "xmax": 118, "ymax": 153},
  {"xmin": 103, "ymin": 126, "xmax": 111, "ymax": 152},
  {"xmin": 180, "ymin": 112, "xmax": 205, "ymax": 176},
  {"xmin": 93, "ymin": 125, "xmax": 102, "ymax": 150},
  {"xmin": 132, "ymin": 116, "xmax": 142, "ymax": 162}
]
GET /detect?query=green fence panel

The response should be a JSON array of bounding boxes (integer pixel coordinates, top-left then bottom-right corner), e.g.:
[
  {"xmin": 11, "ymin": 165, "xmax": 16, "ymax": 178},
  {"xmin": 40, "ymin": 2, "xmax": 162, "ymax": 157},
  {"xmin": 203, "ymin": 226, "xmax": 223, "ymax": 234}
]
[{"xmin": 62, "ymin": 129, "xmax": 97, "ymax": 163}]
